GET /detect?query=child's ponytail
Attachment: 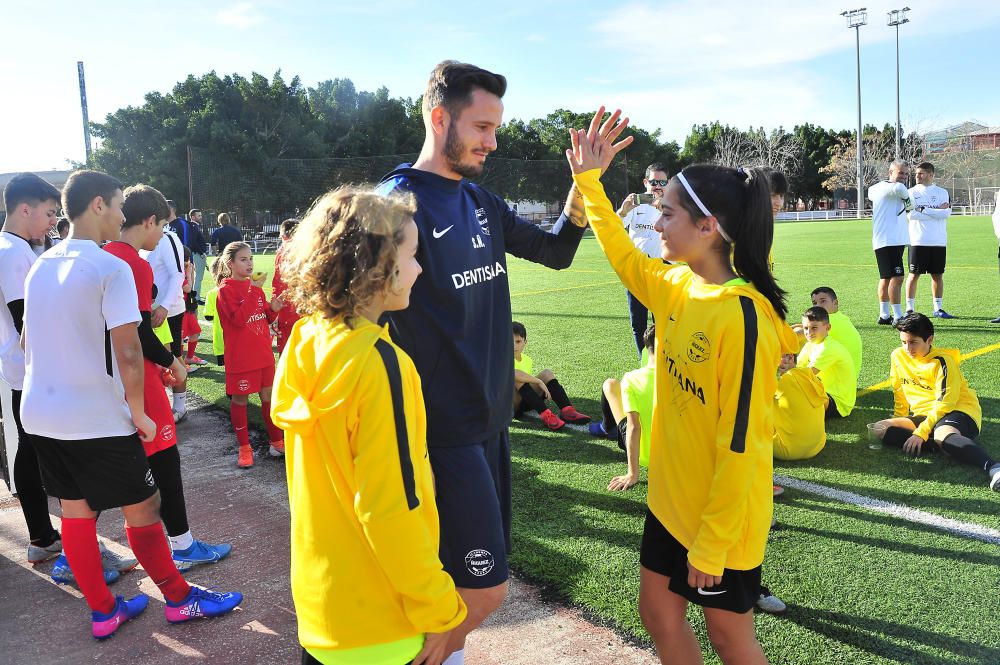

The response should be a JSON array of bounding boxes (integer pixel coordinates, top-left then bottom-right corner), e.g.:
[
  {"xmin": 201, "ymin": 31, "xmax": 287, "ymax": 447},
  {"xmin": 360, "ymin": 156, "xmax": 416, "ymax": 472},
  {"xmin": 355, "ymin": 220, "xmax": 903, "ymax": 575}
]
[{"xmin": 732, "ymin": 168, "xmax": 787, "ymax": 319}]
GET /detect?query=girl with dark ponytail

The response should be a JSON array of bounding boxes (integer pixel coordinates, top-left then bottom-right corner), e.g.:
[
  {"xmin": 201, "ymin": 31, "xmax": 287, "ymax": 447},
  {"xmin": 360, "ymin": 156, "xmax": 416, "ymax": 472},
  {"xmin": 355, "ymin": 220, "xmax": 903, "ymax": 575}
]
[{"xmin": 565, "ymin": 107, "xmax": 796, "ymax": 664}]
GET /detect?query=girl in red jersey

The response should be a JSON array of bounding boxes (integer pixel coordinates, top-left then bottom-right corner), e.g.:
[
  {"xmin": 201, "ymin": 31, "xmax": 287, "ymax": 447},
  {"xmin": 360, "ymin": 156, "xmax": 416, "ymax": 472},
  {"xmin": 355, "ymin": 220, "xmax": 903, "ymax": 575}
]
[{"xmin": 215, "ymin": 241, "xmax": 285, "ymax": 468}]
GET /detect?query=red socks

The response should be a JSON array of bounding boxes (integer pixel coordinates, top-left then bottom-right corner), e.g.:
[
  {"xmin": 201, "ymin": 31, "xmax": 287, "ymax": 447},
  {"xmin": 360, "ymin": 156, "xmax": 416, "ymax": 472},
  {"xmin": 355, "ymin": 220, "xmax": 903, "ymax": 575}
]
[
  {"xmin": 125, "ymin": 522, "xmax": 190, "ymax": 603},
  {"xmin": 62, "ymin": 517, "xmax": 115, "ymax": 613},
  {"xmin": 231, "ymin": 401, "xmax": 250, "ymax": 448},
  {"xmin": 261, "ymin": 400, "xmax": 283, "ymax": 442},
  {"xmin": 186, "ymin": 339, "xmax": 197, "ymax": 359}
]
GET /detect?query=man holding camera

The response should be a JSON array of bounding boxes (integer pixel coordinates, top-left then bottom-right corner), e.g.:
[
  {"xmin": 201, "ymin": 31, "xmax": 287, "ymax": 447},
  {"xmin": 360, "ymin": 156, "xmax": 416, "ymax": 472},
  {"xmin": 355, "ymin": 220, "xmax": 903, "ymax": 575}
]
[{"xmin": 616, "ymin": 162, "xmax": 668, "ymax": 359}]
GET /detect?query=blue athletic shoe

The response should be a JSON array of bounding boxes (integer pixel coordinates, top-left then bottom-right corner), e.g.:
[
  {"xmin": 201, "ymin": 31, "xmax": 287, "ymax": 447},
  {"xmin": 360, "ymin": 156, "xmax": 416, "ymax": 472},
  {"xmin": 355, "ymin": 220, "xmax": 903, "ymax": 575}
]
[
  {"xmin": 933, "ymin": 309, "xmax": 956, "ymax": 319},
  {"xmin": 173, "ymin": 540, "xmax": 233, "ymax": 571},
  {"xmin": 51, "ymin": 554, "xmax": 120, "ymax": 586},
  {"xmin": 165, "ymin": 586, "xmax": 243, "ymax": 623},
  {"xmin": 588, "ymin": 422, "xmax": 612, "ymax": 439},
  {"xmin": 92, "ymin": 594, "xmax": 149, "ymax": 640}
]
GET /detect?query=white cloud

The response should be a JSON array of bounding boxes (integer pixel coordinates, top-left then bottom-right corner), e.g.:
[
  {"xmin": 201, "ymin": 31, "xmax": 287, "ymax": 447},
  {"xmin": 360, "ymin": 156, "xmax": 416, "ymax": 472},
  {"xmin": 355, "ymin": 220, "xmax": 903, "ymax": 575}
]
[{"xmin": 216, "ymin": 3, "xmax": 265, "ymax": 30}]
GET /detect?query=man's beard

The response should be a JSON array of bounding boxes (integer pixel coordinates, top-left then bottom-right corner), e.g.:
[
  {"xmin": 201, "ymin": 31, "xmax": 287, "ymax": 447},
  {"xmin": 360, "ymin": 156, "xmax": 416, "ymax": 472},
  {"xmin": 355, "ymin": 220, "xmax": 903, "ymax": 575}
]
[{"xmin": 444, "ymin": 123, "xmax": 485, "ymax": 179}]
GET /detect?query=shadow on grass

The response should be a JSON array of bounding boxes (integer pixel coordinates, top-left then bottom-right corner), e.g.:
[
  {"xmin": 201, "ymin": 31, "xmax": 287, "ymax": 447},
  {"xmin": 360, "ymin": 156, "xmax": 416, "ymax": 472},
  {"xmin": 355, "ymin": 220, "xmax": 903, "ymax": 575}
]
[{"xmin": 785, "ymin": 605, "xmax": 1000, "ymax": 665}]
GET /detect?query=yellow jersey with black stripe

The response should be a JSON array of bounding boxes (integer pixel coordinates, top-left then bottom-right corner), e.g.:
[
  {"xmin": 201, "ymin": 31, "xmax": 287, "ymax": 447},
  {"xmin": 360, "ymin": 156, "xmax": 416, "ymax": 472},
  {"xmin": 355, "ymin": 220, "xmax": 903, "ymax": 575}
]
[
  {"xmin": 889, "ymin": 346, "xmax": 981, "ymax": 441},
  {"xmin": 271, "ymin": 315, "xmax": 466, "ymax": 654},
  {"xmin": 574, "ymin": 169, "xmax": 797, "ymax": 576}
]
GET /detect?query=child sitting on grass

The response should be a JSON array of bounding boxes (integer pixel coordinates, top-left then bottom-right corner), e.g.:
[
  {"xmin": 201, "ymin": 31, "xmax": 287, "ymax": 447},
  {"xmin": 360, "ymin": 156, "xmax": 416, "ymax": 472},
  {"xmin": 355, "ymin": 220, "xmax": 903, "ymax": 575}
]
[
  {"xmin": 870, "ymin": 312, "xmax": 1000, "ymax": 491},
  {"xmin": 270, "ymin": 187, "xmax": 466, "ymax": 665},
  {"xmin": 512, "ymin": 320, "xmax": 591, "ymax": 430},
  {"xmin": 798, "ymin": 306, "xmax": 856, "ymax": 419}
]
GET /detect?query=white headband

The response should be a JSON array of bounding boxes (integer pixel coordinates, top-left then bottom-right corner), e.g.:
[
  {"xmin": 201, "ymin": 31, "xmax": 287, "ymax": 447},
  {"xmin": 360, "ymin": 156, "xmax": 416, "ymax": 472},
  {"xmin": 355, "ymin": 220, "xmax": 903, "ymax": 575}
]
[{"xmin": 676, "ymin": 172, "xmax": 733, "ymax": 244}]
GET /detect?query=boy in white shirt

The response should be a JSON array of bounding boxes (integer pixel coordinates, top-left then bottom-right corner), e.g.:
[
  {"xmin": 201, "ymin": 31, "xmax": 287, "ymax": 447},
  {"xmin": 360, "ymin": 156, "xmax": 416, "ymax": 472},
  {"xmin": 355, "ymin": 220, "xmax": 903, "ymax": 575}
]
[
  {"xmin": 905, "ymin": 162, "xmax": 953, "ymax": 318},
  {"xmin": 867, "ymin": 160, "xmax": 913, "ymax": 325},
  {"xmin": 144, "ymin": 226, "xmax": 188, "ymax": 420}
]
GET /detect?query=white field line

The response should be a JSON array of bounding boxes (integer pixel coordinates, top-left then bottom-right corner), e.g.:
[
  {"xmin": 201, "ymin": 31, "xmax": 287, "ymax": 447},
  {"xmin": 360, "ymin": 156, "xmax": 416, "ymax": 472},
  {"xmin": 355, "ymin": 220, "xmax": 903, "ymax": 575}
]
[
  {"xmin": 519, "ymin": 415, "xmax": 1000, "ymax": 545},
  {"xmin": 774, "ymin": 473, "xmax": 1000, "ymax": 546}
]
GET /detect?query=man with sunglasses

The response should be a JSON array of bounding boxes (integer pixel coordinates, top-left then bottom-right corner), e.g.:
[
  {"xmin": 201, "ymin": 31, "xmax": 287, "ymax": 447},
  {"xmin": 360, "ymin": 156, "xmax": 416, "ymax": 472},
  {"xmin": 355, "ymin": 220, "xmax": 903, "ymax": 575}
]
[{"xmin": 617, "ymin": 163, "xmax": 669, "ymax": 359}]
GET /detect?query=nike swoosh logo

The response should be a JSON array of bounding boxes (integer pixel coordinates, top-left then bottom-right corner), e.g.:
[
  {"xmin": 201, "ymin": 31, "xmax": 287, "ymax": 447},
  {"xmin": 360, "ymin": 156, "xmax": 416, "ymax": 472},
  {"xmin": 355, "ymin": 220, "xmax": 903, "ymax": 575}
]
[
  {"xmin": 669, "ymin": 315, "xmax": 676, "ymax": 322},
  {"xmin": 697, "ymin": 587, "xmax": 727, "ymax": 596},
  {"xmin": 432, "ymin": 225, "xmax": 455, "ymax": 239}
]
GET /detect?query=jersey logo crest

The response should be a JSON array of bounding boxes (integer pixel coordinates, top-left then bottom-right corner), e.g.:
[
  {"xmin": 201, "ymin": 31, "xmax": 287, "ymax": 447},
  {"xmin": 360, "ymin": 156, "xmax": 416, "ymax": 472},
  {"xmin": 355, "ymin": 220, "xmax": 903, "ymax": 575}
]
[
  {"xmin": 476, "ymin": 208, "xmax": 490, "ymax": 236},
  {"xmin": 687, "ymin": 332, "xmax": 711, "ymax": 363}
]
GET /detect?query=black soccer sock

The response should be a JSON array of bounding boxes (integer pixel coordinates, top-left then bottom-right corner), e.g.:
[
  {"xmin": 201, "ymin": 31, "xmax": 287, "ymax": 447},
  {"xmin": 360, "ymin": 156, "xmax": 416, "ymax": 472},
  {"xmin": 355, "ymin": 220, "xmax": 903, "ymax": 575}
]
[
  {"xmin": 517, "ymin": 384, "xmax": 548, "ymax": 415},
  {"xmin": 940, "ymin": 433, "xmax": 996, "ymax": 472},
  {"xmin": 546, "ymin": 379, "xmax": 572, "ymax": 410},
  {"xmin": 147, "ymin": 446, "xmax": 190, "ymax": 537},
  {"xmin": 881, "ymin": 426, "xmax": 913, "ymax": 448},
  {"xmin": 600, "ymin": 392, "xmax": 616, "ymax": 433}
]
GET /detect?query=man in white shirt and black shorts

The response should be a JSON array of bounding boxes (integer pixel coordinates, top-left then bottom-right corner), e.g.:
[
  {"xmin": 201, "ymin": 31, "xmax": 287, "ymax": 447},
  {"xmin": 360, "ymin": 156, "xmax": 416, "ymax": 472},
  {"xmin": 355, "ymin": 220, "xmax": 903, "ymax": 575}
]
[
  {"xmin": 867, "ymin": 160, "xmax": 913, "ymax": 325},
  {"xmin": 22, "ymin": 170, "xmax": 241, "ymax": 640},
  {"xmin": 145, "ymin": 222, "xmax": 188, "ymax": 420},
  {"xmin": 905, "ymin": 162, "xmax": 953, "ymax": 318},
  {"xmin": 617, "ymin": 163, "xmax": 668, "ymax": 358}
]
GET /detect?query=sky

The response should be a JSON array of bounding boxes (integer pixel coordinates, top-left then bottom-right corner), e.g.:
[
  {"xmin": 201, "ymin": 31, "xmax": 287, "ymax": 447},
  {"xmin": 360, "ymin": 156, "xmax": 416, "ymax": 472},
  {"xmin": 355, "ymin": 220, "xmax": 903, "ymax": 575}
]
[{"xmin": 3, "ymin": 0, "xmax": 999, "ymax": 174}]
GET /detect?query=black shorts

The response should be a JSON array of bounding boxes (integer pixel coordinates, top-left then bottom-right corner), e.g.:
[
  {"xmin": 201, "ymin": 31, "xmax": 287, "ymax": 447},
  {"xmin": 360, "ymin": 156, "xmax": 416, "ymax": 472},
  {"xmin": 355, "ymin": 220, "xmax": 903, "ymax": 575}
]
[
  {"xmin": 33, "ymin": 433, "xmax": 157, "ymax": 511},
  {"xmin": 908, "ymin": 246, "xmax": 946, "ymax": 275},
  {"xmin": 640, "ymin": 510, "xmax": 761, "ymax": 614},
  {"xmin": 428, "ymin": 431, "xmax": 511, "ymax": 589},
  {"xmin": 216, "ymin": 354, "xmax": 225, "ymax": 366},
  {"xmin": 908, "ymin": 411, "xmax": 979, "ymax": 440},
  {"xmin": 168, "ymin": 313, "xmax": 184, "ymax": 358},
  {"xmin": 616, "ymin": 417, "xmax": 628, "ymax": 452},
  {"xmin": 874, "ymin": 245, "xmax": 906, "ymax": 279}
]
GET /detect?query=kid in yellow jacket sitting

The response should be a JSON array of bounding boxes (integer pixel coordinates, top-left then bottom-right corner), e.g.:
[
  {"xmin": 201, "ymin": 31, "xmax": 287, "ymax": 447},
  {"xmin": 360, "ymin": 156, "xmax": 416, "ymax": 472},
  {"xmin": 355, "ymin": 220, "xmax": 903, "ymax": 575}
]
[
  {"xmin": 870, "ymin": 312, "xmax": 1000, "ymax": 491},
  {"xmin": 270, "ymin": 188, "xmax": 466, "ymax": 665},
  {"xmin": 566, "ymin": 108, "xmax": 797, "ymax": 664}
]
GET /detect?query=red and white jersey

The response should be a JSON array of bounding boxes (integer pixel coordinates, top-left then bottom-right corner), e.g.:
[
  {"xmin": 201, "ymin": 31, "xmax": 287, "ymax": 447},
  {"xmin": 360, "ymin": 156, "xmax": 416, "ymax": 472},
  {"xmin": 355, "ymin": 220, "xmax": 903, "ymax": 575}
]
[{"xmin": 217, "ymin": 278, "xmax": 277, "ymax": 374}]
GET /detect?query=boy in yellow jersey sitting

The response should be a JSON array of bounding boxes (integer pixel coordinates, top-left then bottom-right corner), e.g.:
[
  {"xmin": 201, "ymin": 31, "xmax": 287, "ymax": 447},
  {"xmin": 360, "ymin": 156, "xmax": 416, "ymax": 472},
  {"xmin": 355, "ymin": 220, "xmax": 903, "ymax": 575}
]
[
  {"xmin": 512, "ymin": 321, "xmax": 590, "ymax": 431},
  {"xmin": 871, "ymin": 312, "xmax": 1000, "ymax": 490},
  {"xmin": 798, "ymin": 306, "xmax": 857, "ymax": 419},
  {"xmin": 773, "ymin": 353, "xmax": 828, "ymax": 461},
  {"xmin": 589, "ymin": 324, "xmax": 655, "ymax": 491},
  {"xmin": 810, "ymin": 286, "xmax": 862, "ymax": 380}
]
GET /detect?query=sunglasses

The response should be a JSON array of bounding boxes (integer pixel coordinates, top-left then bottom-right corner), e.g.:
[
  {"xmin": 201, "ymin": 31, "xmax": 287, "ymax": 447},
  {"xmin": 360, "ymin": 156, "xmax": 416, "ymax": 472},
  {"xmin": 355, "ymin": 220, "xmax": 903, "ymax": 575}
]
[{"xmin": 647, "ymin": 179, "xmax": 669, "ymax": 187}]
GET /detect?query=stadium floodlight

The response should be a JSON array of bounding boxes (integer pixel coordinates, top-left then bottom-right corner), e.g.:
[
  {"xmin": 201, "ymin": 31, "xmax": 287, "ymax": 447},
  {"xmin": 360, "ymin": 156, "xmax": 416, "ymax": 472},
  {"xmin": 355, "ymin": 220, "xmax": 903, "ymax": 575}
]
[
  {"xmin": 888, "ymin": 7, "xmax": 911, "ymax": 161},
  {"xmin": 842, "ymin": 8, "xmax": 868, "ymax": 214}
]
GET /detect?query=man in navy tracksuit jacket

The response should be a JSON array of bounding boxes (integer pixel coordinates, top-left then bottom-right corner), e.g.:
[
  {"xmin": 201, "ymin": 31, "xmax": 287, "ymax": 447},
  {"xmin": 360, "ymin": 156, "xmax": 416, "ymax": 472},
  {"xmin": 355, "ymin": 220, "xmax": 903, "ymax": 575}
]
[{"xmin": 375, "ymin": 61, "xmax": 588, "ymax": 665}]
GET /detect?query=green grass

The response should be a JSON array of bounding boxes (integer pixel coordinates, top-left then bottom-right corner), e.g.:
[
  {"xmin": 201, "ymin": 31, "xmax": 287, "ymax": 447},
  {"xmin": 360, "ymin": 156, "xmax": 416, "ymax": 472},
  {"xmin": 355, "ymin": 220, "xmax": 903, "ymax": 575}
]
[{"xmin": 185, "ymin": 218, "xmax": 1000, "ymax": 664}]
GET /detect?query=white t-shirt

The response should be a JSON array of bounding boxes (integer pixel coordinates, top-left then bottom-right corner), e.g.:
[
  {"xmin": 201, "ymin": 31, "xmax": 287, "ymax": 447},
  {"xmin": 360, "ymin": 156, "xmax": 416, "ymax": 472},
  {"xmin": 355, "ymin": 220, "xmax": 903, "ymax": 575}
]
[
  {"xmin": 907, "ymin": 184, "xmax": 951, "ymax": 247},
  {"xmin": 0, "ymin": 232, "xmax": 37, "ymax": 390},
  {"xmin": 142, "ymin": 230, "xmax": 185, "ymax": 317},
  {"xmin": 21, "ymin": 239, "xmax": 140, "ymax": 439},
  {"xmin": 992, "ymin": 190, "xmax": 1000, "ymax": 240},
  {"xmin": 867, "ymin": 181, "xmax": 912, "ymax": 249},
  {"xmin": 622, "ymin": 203, "xmax": 663, "ymax": 258}
]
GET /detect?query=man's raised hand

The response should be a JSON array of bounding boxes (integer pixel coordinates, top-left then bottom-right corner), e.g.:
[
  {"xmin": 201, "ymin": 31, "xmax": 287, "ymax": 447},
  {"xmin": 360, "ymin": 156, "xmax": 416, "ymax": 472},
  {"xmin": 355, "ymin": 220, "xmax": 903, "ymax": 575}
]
[{"xmin": 565, "ymin": 106, "xmax": 633, "ymax": 176}]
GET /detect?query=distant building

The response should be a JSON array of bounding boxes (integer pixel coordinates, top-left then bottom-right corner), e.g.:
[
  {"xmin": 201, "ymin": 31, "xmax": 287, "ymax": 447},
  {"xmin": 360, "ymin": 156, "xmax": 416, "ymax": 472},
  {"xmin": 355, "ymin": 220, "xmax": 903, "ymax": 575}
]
[{"xmin": 923, "ymin": 122, "xmax": 1000, "ymax": 154}]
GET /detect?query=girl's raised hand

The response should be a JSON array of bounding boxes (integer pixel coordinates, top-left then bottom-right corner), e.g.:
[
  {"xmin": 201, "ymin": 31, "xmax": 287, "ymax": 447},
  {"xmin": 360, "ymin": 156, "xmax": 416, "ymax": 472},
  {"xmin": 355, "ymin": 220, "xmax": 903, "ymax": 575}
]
[{"xmin": 565, "ymin": 106, "xmax": 634, "ymax": 176}]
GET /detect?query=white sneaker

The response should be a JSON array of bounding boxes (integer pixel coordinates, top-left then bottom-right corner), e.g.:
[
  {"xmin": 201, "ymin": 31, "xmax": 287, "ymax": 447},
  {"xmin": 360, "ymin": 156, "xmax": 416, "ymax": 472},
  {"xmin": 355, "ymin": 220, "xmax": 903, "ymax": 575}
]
[
  {"xmin": 98, "ymin": 541, "xmax": 138, "ymax": 573},
  {"xmin": 756, "ymin": 586, "xmax": 787, "ymax": 615},
  {"xmin": 989, "ymin": 464, "xmax": 1000, "ymax": 492},
  {"xmin": 173, "ymin": 409, "xmax": 188, "ymax": 423},
  {"xmin": 27, "ymin": 538, "xmax": 62, "ymax": 564}
]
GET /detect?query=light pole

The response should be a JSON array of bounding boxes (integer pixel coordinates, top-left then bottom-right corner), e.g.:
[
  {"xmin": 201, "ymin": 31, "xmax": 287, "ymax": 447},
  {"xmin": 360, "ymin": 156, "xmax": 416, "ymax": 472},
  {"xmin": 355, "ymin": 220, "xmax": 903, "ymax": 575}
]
[
  {"xmin": 888, "ymin": 7, "xmax": 910, "ymax": 161},
  {"xmin": 842, "ymin": 8, "xmax": 868, "ymax": 214}
]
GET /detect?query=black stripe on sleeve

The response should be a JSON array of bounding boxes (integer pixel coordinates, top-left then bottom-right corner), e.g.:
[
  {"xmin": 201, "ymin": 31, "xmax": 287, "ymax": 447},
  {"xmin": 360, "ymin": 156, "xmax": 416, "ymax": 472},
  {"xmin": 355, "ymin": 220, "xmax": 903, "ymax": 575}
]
[
  {"xmin": 374, "ymin": 338, "xmax": 420, "ymax": 510},
  {"xmin": 168, "ymin": 234, "xmax": 182, "ymax": 272},
  {"xmin": 105, "ymin": 328, "xmax": 113, "ymax": 377},
  {"xmin": 730, "ymin": 296, "xmax": 758, "ymax": 454},
  {"xmin": 936, "ymin": 356, "xmax": 949, "ymax": 402}
]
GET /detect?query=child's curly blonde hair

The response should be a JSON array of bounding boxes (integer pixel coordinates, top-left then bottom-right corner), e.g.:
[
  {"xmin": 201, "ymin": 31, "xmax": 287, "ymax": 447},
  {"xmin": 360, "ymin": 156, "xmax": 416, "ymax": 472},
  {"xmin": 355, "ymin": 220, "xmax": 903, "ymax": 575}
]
[{"xmin": 279, "ymin": 187, "xmax": 417, "ymax": 325}]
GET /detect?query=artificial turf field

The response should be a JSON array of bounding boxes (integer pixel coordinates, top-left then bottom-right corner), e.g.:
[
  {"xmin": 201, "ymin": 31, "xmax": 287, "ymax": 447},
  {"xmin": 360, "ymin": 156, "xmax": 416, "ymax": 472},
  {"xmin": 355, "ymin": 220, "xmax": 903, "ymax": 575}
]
[{"xmin": 187, "ymin": 216, "xmax": 1000, "ymax": 664}]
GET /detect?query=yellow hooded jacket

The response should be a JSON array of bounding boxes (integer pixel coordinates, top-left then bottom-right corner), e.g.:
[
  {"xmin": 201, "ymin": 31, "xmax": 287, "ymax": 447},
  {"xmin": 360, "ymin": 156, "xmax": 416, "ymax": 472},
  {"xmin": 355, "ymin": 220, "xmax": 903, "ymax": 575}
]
[
  {"xmin": 271, "ymin": 315, "xmax": 466, "ymax": 653},
  {"xmin": 890, "ymin": 346, "xmax": 982, "ymax": 441},
  {"xmin": 773, "ymin": 367, "xmax": 827, "ymax": 461},
  {"xmin": 575, "ymin": 169, "xmax": 797, "ymax": 576}
]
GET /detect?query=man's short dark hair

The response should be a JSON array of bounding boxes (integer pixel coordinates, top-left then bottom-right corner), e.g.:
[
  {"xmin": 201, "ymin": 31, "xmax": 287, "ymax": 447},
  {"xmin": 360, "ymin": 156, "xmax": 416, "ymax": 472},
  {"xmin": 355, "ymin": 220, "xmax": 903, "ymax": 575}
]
[
  {"xmin": 56, "ymin": 217, "xmax": 70, "ymax": 234},
  {"xmin": 803, "ymin": 306, "xmax": 830, "ymax": 323},
  {"xmin": 3, "ymin": 172, "xmax": 61, "ymax": 213},
  {"xmin": 122, "ymin": 184, "xmax": 169, "ymax": 228},
  {"xmin": 165, "ymin": 199, "xmax": 177, "ymax": 213},
  {"xmin": 423, "ymin": 60, "xmax": 507, "ymax": 119},
  {"xmin": 895, "ymin": 312, "xmax": 934, "ymax": 340},
  {"xmin": 62, "ymin": 170, "xmax": 123, "ymax": 221},
  {"xmin": 643, "ymin": 323, "xmax": 656, "ymax": 352},
  {"xmin": 917, "ymin": 162, "xmax": 935, "ymax": 174},
  {"xmin": 280, "ymin": 218, "xmax": 299, "ymax": 238},
  {"xmin": 765, "ymin": 169, "xmax": 788, "ymax": 197},
  {"xmin": 645, "ymin": 163, "xmax": 668, "ymax": 179},
  {"xmin": 512, "ymin": 320, "xmax": 527, "ymax": 340},
  {"xmin": 189, "ymin": 208, "xmax": 201, "ymax": 218},
  {"xmin": 811, "ymin": 286, "xmax": 838, "ymax": 301}
]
